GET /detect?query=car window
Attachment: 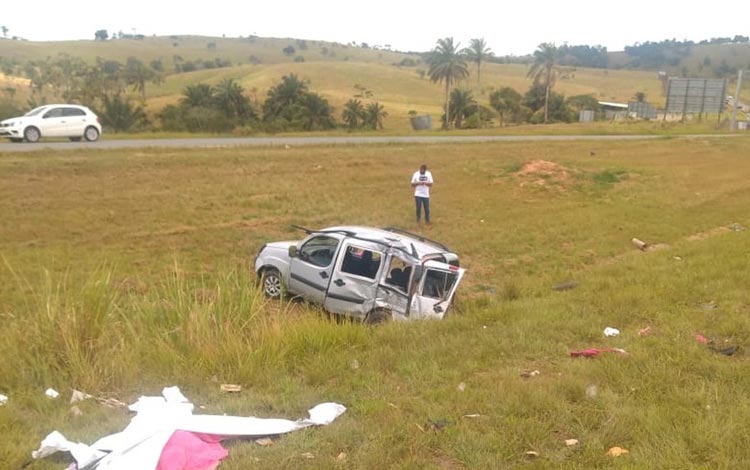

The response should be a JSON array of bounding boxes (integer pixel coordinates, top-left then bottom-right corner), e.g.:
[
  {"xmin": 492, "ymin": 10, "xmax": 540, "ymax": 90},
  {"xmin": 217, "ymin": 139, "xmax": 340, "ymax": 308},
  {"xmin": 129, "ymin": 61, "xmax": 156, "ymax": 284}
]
[
  {"xmin": 63, "ymin": 108, "xmax": 86, "ymax": 117},
  {"xmin": 43, "ymin": 108, "xmax": 64, "ymax": 119},
  {"xmin": 384, "ymin": 256, "xmax": 411, "ymax": 292},
  {"xmin": 340, "ymin": 245, "xmax": 382, "ymax": 280},
  {"xmin": 421, "ymin": 269, "xmax": 458, "ymax": 300},
  {"xmin": 298, "ymin": 236, "xmax": 339, "ymax": 268},
  {"xmin": 25, "ymin": 106, "xmax": 47, "ymax": 117}
]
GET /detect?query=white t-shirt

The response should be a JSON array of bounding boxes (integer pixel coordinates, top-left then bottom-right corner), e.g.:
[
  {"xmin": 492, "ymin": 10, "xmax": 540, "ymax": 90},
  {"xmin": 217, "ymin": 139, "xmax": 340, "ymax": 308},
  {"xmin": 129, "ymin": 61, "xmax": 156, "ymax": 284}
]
[{"xmin": 411, "ymin": 170, "xmax": 434, "ymax": 198}]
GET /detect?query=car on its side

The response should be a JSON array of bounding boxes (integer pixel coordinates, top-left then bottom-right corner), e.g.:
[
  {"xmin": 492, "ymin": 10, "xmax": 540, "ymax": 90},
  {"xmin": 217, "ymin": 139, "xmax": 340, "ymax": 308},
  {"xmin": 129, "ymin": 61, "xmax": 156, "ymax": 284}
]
[
  {"xmin": 254, "ymin": 225, "xmax": 466, "ymax": 323},
  {"xmin": 0, "ymin": 104, "xmax": 102, "ymax": 143}
]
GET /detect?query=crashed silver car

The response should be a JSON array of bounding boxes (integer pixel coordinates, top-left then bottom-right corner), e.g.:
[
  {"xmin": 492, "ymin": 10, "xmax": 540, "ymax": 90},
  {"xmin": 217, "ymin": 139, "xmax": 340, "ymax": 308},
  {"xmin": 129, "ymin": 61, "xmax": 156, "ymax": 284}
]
[{"xmin": 254, "ymin": 226, "xmax": 466, "ymax": 322}]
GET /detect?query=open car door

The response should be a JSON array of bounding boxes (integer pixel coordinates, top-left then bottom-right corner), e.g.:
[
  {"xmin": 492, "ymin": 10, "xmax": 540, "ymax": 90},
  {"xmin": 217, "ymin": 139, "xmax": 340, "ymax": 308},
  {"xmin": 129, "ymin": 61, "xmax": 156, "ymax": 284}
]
[{"xmin": 409, "ymin": 260, "xmax": 465, "ymax": 319}]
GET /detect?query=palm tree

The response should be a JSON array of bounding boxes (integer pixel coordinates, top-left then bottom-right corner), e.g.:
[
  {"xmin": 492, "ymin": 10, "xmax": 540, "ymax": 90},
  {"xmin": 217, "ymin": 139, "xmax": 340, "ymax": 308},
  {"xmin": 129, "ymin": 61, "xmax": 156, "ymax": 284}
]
[
  {"xmin": 364, "ymin": 102, "xmax": 388, "ymax": 129},
  {"xmin": 527, "ymin": 43, "xmax": 561, "ymax": 123},
  {"xmin": 213, "ymin": 78, "xmax": 255, "ymax": 121},
  {"xmin": 342, "ymin": 99, "xmax": 365, "ymax": 129},
  {"xmin": 263, "ymin": 74, "xmax": 309, "ymax": 120},
  {"xmin": 124, "ymin": 57, "xmax": 160, "ymax": 102},
  {"xmin": 298, "ymin": 92, "xmax": 336, "ymax": 130},
  {"xmin": 462, "ymin": 38, "xmax": 493, "ymax": 88},
  {"xmin": 180, "ymin": 83, "xmax": 213, "ymax": 108},
  {"xmin": 427, "ymin": 37, "xmax": 469, "ymax": 129},
  {"xmin": 447, "ymin": 88, "xmax": 476, "ymax": 129}
]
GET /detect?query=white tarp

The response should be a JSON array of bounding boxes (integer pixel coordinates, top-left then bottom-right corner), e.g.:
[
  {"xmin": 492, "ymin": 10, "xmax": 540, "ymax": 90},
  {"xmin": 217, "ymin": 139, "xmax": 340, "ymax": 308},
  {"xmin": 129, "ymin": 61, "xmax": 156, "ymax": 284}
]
[{"xmin": 32, "ymin": 386, "xmax": 346, "ymax": 470}]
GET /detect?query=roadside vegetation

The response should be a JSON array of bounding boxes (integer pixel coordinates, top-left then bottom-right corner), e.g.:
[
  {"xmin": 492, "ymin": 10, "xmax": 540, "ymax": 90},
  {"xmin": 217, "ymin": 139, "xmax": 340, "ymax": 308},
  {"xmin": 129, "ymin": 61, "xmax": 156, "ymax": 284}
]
[{"xmin": 1, "ymin": 136, "xmax": 750, "ymax": 467}]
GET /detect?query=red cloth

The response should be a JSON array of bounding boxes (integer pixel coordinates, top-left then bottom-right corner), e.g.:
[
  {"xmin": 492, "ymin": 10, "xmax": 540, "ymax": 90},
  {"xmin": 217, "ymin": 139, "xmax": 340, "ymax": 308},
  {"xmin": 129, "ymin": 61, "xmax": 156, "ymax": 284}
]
[
  {"xmin": 570, "ymin": 348, "xmax": 603, "ymax": 358},
  {"xmin": 157, "ymin": 431, "xmax": 229, "ymax": 470}
]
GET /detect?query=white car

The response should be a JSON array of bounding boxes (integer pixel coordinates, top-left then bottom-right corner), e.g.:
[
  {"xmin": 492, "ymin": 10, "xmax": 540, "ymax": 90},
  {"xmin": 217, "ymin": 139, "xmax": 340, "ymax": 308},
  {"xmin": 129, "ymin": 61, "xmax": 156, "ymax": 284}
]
[{"xmin": 0, "ymin": 104, "xmax": 102, "ymax": 143}]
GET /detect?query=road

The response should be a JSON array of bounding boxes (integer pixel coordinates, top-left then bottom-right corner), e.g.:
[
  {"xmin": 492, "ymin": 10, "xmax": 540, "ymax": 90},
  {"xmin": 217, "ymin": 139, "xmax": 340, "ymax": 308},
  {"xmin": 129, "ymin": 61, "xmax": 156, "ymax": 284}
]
[{"xmin": 0, "ymin": 134, "xmax": 734, "ymax": 152}]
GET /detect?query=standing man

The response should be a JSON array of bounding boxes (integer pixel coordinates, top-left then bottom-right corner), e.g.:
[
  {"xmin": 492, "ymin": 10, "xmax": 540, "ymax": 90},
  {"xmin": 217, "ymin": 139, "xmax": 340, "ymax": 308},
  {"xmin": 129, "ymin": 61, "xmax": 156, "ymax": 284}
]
[{"xmin": 411, "ymin": 164, "xmax": 434, "ymax": 224}]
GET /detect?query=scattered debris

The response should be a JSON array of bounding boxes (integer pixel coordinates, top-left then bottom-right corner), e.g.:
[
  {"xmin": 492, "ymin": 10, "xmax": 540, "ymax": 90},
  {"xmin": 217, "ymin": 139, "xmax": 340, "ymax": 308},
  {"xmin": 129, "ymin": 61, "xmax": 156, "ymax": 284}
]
[
  {"xmin": 631, "ymin": 238, "xmax": 648, "ymax": 251},
  {"xmin": 388, "ymin": 403, "xmax": 398, "ymax": 409},
  {"xmin": 520, "ymin": 370, "xmax": 541, "ymax": 379},
  {"xmin": 606, "ymin": 446, "xmax": 629, "ymax": 457},
  {"xmin": 553, "ymin": 281, "xmax": 579, "ymax": 292},
  {"xmin": 570, "ymin": 348, "xmax": 627, "ymax": 358},
  {"xmin": 70, "ymin": 406, "xmax": 83, "ymax": 418},
  {"xmin": 220, "ymin": 384, "xmax": 242, "ymax": 393},
  {"xmin": 564, "ymin": 439, "xmax": 579, "ymax": 447},
  {"xmin": 695, "ymin": 334, "xmax": 709, "ymax": 344},
  {"xmin": 603, "ymin": 327, "xmax": 620, "ymax": 337},
  {"xmin": 254, "ymin": 438, "xmax": 274, "ymax": 447},
  {"xmin": 350, "ymin": 359, "xmax": 360, "ymax": 370},
  {"xmin": 0, "ymin": 394, "xmax": 7, "ymax": 406},
  {"xmin": 585, "ymin": 384, "xmax": 598, "ymax": 399},
  {"xmin": 731, "ymin": 223, "xmax": 745, "ymax": 232},
  {"xmin": 712, "ymin": 345, "xmax": 739, "ymax": 356},
  {"xmin": 33, "ymin": 386, "xmax": 346, "ymax": 470},
  {"xmin": 462, "ymin": 414, "xmax": 482, "ymax": 418},
  {"xmin": 457, "ymin": 382, "xmax": 467, "ymax": 392},
  {"xmin": 638, "ymin": 326, "xmax": 652, "ymax": 336},
  {"xmin": 525, "ymin": 451, "xmax": 540, "ymax": 458},
  {"xmin": 336, "ymin": 452, "xmax": 347, "ymax": 461},
  {"xmin": 45, "ymin": 388, "xmax": 60, "ymax": 399},
  {"xmin": 702, "ymin": 301, "xmax": 718, "ymax": 310},
  {"xmin": 70, "ymin": 390, "xmax": 93, "ymax": 404},
  {"xmin": 425, "ymin": 419, "xmax": 450, "ymax": 432},
  {"xmin": 300, "ymin": 452, "xmax": 315, "ymax": 459},
  {"xmin": 673, "ymin": 256, "xmax": 683, "ymax": 261}
]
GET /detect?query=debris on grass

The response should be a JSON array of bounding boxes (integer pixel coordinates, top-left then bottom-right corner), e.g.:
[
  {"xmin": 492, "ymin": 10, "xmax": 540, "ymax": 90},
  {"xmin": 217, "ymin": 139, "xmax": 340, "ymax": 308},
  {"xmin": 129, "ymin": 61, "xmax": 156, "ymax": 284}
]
[
  {"xmin": 552, "ymin": 281, "xmax": 578, "ymax": 291},
  {"xmin": 606, "ymin": 446, "xmax": 629, "ymax": 457},
  {"xmin": 350, "ymin": 359, "xmax": 360, "ymax": 370},
  {"xmin": 70, "ymin": 390, "xmax": 93, "ymax": 404},
  {"xmin": 695, "ymin": 334, "xmax": 710, "ymax": 344},
  {"xmin": 638, "ymin": 326, "xmax": 652, "ymax": 336},
  {"xmin": 457, "ymin": 382, "xmax": 467, "ymax": 392},
  {"xmin": 520, "ymin": 370, "xmax": 541, "ymax": 379},
  {"xmin": 631, "ymin": 238, "xmax": 648, "ymax": 251},
  {"xmin": 0, "ymin": 394, "xmax": 7, "ymax": 406},
  {"xmin": 336, "ymin": 452, "xmax": 347, "ymax": 461},
  {"xmin": 525, "ymin": 450, "xmax": 540, "ymax": 458},
  {"xmin": 220, "ymin": 384, "xmax": 242, "ymax": 393},
  {"xmin": 45, "ymin": 388, "xmax": 60, "ymax": 399},
  {"xmin": 603, "ymin": 327, "xmax": 620, "ymax": 337},
  {"xmin": 254, "ymin": 438, "xmax": 274, "ymax": 447},
  {"xmin": 731, "ymin": 223, "xmax": 745, "ymax": 232},
  {"xmin": 585, "ymin": 384, "xmax": 598, "ymax": 398},
  {"xmin": 564, "ymin": 439, "xmax": 579, "ymax": 447},
  {"xmin": 702, "ymin": 301, "xmax": 718, "ymax": 310},
  {"xmin": 462, "ymin": 414, "xmax": 482, "ymax": 418},
  {"xmin": 712, "ymin": 345, "xmax": 739, "ymax": 356},
  {"xmin": 425, "ymin": 419, "xmax": 450, "ymax": 432},
  {"xmin": 70, "ymin": 406, "xmax": 83, "ymax": 418},
  {"xmin": 300, "ymin": 452, "xmax": 315, "ymax": 459},
  {"xmin": 570, "ymin": 348, "xmax": 627, "ymax": 358}
]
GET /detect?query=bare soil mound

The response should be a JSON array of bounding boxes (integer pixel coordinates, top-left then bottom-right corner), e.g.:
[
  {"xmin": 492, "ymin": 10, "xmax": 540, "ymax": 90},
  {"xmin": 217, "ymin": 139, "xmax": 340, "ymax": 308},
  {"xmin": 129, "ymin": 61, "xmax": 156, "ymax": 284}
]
[{"xmin": 516, "ymin": 160, "xmax": 575, "ymax": 187}]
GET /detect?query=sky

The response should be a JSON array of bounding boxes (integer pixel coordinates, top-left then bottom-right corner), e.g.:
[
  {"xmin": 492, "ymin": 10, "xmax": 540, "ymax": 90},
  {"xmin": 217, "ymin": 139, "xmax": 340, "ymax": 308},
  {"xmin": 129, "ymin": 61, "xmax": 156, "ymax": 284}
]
[{"xmin": 2, "ymin": 0, "xmax": 748, "ymax": 55}]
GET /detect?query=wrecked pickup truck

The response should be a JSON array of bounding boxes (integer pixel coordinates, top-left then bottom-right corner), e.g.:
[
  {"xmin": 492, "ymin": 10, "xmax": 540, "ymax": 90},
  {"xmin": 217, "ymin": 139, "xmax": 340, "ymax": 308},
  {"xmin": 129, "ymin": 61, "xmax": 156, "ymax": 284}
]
[{"xmin": 254, "ymin": 226, "xmax": 466, "ymax": 322}]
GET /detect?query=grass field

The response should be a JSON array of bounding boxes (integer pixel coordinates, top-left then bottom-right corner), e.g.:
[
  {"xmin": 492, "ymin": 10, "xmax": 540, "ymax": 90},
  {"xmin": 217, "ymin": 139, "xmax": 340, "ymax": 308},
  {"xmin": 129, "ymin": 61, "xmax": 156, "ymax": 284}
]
[{"xmin": 1, "ymin": 136, "xmax": 750, "ymax": 468}]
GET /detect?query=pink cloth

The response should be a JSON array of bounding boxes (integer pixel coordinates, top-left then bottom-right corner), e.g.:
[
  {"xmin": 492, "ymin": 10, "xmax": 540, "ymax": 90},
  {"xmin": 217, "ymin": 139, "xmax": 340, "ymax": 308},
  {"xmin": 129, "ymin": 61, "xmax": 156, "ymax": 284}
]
[
  {"xmin": 157, "ymin": 431, "xmax": 229, "ymax": 470},
  {"xmin": 570, "ymin": 347, "xmax": 627, "ymax": 358}
]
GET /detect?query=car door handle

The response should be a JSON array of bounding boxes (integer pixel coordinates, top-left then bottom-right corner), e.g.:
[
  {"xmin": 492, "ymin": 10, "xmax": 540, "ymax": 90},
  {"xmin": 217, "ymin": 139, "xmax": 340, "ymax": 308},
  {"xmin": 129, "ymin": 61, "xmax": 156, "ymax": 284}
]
[
  {"xmin": 334, "ymin": 279, "xmax": 345, "ymax": 287},
  {"xmin": 319, "ymin": 271, "xmax": 329, "ymax": 279}
]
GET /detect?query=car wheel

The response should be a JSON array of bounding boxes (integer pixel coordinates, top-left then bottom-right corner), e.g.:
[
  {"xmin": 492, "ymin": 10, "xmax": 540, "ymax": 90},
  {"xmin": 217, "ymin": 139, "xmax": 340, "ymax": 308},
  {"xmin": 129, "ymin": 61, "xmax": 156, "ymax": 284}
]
[
  {"xmin": 261, "ymin": 268, "xmax": 284, "ymax": 299},
  {"xmin": 23, "ymin": 126, "xmax": 40, "ymax": 143},
  {"xmin": 69, "ymin": 136, "xmax": 82, "ymax": 142},
  {"xmin": 364, "ymin": 308, "xmax": 392, "ymax": 324},
  {"xmin": 9, "ymin": 138, "xmax": 23, "ymax": 143},
  {"xmin": 84, "ymin": 126, "xmax": 100, "ymax": 142}
]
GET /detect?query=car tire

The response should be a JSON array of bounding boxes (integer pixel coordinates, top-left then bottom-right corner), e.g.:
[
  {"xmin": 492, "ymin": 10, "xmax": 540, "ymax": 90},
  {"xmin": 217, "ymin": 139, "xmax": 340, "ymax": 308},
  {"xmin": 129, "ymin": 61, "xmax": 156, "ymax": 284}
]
[
  {"xmin": 69, "ymin": 136, "xmax": 82, "ymax": 142},
  {"xmin": 9, "ymin": 138, "xmax": 23, "ymax": 143},
  {"xmin": 364, "ymin": 308, "xmax": 392, "ymax": 324},
  {"xmin": 23, "ymin": 126, "xmax": 40, "ymax": 143},
  {"xmin": 261, "ymin": 268, "xmax": 284, "ymax": 299},
  {"xmin": 84, "ymin": 126, "xmax": 100, "ymax": 142}
]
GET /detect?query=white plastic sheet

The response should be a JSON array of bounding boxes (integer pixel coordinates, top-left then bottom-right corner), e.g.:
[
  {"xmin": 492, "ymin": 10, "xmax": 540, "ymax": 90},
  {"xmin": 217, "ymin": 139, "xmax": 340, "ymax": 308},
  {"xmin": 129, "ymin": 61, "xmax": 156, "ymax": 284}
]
[{"xmin": 32, "ymin": 386, "xmax": 346, "ymax": 470}]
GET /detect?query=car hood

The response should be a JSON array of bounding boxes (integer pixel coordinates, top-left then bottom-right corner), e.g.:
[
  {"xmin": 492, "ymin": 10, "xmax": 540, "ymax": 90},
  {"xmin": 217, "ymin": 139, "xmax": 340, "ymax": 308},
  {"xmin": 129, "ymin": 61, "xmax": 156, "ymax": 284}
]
[{"xmin": 265, "ymin": 241, "xmax": 298, "ymax": 250}]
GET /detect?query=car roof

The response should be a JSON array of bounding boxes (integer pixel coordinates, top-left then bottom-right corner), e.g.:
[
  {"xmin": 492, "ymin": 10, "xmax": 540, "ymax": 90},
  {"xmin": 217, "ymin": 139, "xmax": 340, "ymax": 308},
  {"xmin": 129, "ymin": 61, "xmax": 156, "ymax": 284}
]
[{"xmin": 318, "ymin": 225, "xmax": 455, "ymax": 259}]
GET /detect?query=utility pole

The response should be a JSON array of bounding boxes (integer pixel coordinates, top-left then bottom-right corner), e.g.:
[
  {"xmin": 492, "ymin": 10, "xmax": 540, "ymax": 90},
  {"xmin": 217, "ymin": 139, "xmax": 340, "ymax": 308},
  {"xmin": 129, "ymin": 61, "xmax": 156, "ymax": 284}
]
[{"xmin": 730, "ymin": 70, "xmax": 743, "ymax": 131}]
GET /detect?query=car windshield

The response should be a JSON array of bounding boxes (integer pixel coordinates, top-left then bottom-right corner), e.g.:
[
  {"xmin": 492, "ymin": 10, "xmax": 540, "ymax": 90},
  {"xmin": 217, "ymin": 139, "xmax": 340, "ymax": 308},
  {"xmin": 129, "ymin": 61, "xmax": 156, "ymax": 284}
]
[{"xmin": 24, "ymin": 106, "xmax": 48, "ymax": 117}]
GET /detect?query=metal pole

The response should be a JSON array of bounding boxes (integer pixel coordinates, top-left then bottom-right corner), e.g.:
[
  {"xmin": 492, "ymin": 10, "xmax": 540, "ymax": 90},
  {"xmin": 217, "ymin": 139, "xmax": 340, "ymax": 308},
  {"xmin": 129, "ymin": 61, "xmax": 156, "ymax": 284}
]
[{"xmin": 730, "ymin": 70, "xmax": 743, "ymax": 131}]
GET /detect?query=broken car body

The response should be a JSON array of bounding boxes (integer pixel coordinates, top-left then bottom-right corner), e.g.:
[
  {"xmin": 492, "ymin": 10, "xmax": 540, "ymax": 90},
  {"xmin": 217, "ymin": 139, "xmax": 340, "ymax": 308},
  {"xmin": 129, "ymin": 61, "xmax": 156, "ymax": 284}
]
[{"xmin": 254, "ymin": 226, "xmax": 466, "ymax": 321}]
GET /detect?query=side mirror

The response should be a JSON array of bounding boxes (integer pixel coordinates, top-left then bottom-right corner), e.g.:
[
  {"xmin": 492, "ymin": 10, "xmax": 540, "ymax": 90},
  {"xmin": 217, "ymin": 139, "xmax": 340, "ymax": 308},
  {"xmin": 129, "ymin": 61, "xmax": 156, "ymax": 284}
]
[{"xmin": 288, "ymin": 246, "xmax": 298, "ymax": 258}]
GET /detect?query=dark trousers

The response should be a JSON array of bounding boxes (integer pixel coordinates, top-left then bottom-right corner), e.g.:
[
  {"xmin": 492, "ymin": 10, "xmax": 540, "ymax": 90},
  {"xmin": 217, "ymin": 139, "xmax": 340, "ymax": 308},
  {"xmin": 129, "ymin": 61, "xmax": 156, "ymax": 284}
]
[{"xmin": 415, "ymin": 196, "xmax": 430, "ymax": 223}]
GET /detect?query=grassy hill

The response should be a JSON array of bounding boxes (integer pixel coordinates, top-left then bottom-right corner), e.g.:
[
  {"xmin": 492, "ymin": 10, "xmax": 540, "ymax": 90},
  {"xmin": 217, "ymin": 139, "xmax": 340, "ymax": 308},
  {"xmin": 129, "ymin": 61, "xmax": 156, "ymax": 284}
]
[{"xmin": 1, "ymin": 35, "xmax": 746, "ymax": 131}]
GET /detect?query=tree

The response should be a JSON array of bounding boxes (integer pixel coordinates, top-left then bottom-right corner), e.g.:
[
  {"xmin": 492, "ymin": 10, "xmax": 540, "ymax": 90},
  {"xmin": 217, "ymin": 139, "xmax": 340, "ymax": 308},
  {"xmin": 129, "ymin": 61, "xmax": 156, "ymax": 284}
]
[
  {"xmin": 634, "ymin": 91, "xmax": 646, "ymax": 103},
  {"xmin": 489, "ymin": 87, "xmax": 522, "ymax": 126},
  {"xmin": 94, "ymin": 29, "xmax": 109, "ymax": 41},
  {"xmin": 1, "ymin": 26, "xmax": 8, "ymax": 39},
  {"xmin": 124, "ymin": 57, "xmax": 159, "ymax": 101},
  {"xmin": 213, "ymin": 78, "xmax": 256, "ymax": 121},
  {"xmin": 100, "ymin": 95, "xmax": 148, "ymax": 132},
  {"xmin": 297, "ymin": 93, "xmax": 335, "ymax": 130},
  {"xmin": 342, "ymin": 99, "xmax": 365, "ymax": 129},
  {"xmin": 462, "ymin": 38, "xmax": 493, "ymax": 87},
  {"xmin": 364, "ymin": 102, "xmax": 387, "ymax": 129},
  {"xmin": 447, "ymin": 88, "xmax": 476, "ymax": 129},
  {"xmin": 263, "ymin": 74, "xmax": 309, "ymax": 121},
  {"xmin": 181, "ymin": 83, "xmax": 213, "ymax": 108},
  {"xmin": 427, "ymin": 37, "xmax": 469, "ymax": 129},
  {"xmin": 527, "ymin": 42, "xmax": 561, "ymax": 123},
  {"xmin": 283, "ymin": 45, "xmax": 296, "ymax": 56}
]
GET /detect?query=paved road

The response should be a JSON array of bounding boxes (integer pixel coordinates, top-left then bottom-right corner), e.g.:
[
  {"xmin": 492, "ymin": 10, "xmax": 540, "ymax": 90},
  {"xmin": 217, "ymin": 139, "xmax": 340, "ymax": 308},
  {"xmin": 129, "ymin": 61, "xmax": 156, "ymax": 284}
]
[{"xmin": 0, "ymin": 134, "xmax": 734, "ymax": 153}]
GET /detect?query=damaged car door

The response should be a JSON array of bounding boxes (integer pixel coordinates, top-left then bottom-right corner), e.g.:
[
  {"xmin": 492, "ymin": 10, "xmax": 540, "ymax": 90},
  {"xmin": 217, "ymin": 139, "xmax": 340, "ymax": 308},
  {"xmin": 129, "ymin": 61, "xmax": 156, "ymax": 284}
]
[
  {"xmin": 288, "ymin": 234, "xmax": 343, "ymax": 304},
  {"xmin": 409, "ymin": 260, "xmax": 465, "ymax": 319},
  {"xmin": 324, "ymin": 241, "xmax": 384, "ymax": 317}
]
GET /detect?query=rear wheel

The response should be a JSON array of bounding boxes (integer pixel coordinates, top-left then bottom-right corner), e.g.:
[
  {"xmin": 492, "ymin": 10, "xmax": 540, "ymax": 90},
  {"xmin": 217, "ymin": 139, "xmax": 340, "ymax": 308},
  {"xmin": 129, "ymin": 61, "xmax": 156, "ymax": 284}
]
[
  {"xmin": 261, "ymin": 268, "xmax": 284, "ymax": 299},
  {"xmin": 23, "ymin": 126, "xmax": 40, "ymax": 143},
  {"xmin": 364, "ymin": 308, "xmax": 392, "ymax": 324},
  {"xmin": 84, "ymin": 126, "xmax": 100, "ymax": 142}
]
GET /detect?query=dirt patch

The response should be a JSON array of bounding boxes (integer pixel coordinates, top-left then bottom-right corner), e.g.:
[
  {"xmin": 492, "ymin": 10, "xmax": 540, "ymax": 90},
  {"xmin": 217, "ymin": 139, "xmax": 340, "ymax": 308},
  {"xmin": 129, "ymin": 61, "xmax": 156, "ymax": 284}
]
[
  {"xmin": 515, "ymin": 160, "xmax": 575, "ymax": 188},
  {"xmin": 686, "ymin": 226, "xmax": 731, "ymax": 242}
]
